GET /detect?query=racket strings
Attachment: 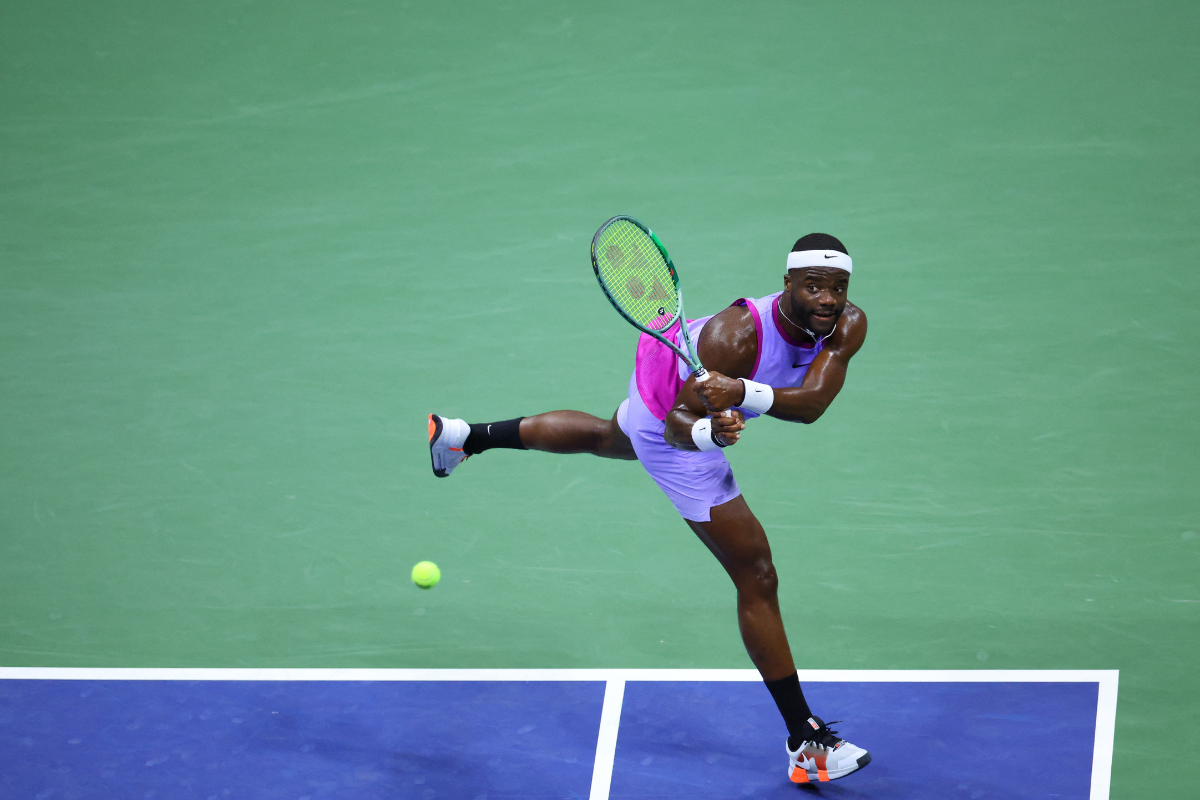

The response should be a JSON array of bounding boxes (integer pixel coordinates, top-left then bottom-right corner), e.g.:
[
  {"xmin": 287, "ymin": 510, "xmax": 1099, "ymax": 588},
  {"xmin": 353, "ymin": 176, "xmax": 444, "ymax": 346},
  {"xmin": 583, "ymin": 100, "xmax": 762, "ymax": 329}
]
[{"xmin": 594, "ymin": 220, "xmax": 678, "ymax": 331}]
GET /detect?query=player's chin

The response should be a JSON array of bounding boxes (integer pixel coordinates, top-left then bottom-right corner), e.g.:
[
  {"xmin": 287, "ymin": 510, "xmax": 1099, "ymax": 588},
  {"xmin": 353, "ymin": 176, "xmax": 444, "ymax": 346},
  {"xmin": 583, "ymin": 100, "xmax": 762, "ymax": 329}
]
[{"xmin": 810, "ymin": 314, "xmax": 838, "ymax": 335}]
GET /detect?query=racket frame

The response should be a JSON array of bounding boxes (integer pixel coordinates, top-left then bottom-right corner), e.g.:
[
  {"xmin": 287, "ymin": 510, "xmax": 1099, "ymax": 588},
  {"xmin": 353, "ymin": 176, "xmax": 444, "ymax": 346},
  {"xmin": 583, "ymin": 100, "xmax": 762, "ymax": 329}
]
[{"xmin": 591, "ymin": 215, "xmax": 709, "ymax": 382}]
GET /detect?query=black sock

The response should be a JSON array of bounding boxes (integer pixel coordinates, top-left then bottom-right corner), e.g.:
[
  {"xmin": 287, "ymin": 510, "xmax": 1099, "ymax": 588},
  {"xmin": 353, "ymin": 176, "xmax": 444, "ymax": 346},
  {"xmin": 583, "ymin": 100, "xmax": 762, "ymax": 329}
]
[
  {"xmin": 463, "ymin": 418, "xmax": 526, "ymax": 456},
  {"xmin": 764, "ymin": 672, "xmax": 814, "ymax": 749}
]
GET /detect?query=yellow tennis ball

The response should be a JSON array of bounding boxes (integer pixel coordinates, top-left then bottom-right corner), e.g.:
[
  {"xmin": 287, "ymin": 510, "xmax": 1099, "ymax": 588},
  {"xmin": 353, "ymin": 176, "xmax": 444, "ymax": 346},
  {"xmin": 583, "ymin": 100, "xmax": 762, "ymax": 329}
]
[{"xmin": 411, "ymin": 561, "xmax": 440, "ymax": 589}]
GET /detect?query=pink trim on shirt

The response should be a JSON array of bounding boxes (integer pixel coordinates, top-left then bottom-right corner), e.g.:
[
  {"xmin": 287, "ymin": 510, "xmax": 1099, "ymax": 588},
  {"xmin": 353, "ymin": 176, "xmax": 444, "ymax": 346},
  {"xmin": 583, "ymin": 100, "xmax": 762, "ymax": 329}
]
[
  {"xmin": 733, "ymin": 298, "xmax": 764, "ymax": 380},
  {"xmin": 771, "ymin": 295, "xmax": 816, "ymax": 349}
]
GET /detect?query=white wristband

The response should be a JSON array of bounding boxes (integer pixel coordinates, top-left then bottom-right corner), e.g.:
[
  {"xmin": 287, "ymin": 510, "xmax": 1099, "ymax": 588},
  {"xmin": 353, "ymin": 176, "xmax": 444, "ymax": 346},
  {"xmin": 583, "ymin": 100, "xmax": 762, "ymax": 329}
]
[
  {"xmin": 739, "ymin": 379, "xmax": 774, "ymax": 414},
  {"xmin": 691, "ymin": 417, "xmax": 725, "ymax": 451}
]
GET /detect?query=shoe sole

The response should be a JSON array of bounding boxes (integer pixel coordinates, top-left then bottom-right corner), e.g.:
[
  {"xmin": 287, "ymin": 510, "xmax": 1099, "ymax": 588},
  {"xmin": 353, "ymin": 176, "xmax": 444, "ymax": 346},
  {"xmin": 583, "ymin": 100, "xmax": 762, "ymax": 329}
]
[
  {"xmin": 790, "ymin": 752, "xmax": 871, "ymax": 783},
  {"xmin": 428, "ymin": 414, "xmax": 448, "ymax": 478}
]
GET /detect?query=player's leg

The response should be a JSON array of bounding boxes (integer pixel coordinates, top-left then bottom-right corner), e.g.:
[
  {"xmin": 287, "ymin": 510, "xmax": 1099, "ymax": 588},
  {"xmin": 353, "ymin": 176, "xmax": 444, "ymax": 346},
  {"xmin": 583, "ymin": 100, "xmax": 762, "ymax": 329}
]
[
  {"xmin": 686, "ymin": 495, "xmax": 794, "ymax": 680},
  {"xmin": 687, "ymin": 495, "xmax": 870, "ymax": 782},
  {"xmin": 516, "ymin": 409, "xmax": 635, "ymax": 459},
  {"xmin": 429, "ymin": 406, "xmax": 634, "ymax": 477}
]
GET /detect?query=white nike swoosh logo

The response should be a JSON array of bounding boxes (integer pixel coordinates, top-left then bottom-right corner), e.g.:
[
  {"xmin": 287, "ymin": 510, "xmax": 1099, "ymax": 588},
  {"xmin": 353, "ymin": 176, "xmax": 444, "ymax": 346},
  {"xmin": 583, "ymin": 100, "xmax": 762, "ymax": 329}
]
[{"xmin": 487, "ymin": 425, "xmax": 492, "ymax": 434}]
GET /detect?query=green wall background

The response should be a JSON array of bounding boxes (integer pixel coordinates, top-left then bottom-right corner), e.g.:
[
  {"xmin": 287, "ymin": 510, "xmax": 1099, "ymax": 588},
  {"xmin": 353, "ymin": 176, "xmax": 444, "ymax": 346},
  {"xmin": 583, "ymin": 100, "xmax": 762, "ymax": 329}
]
[{"xmin": 2, "ymin": 1, "xmax": 1197, "ymax": 794}]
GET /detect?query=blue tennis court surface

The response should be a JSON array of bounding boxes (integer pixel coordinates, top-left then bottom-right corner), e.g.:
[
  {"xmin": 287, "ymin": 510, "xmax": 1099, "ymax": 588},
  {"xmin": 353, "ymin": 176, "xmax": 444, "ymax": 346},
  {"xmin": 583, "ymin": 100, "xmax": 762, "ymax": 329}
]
[
  {"xmin": 0, "ymin": 669, "xmax": 1115, "ymax": 799},
  {"xmin": 612, "ymin": 681, "xmax": 1098, "ymax": 799}
]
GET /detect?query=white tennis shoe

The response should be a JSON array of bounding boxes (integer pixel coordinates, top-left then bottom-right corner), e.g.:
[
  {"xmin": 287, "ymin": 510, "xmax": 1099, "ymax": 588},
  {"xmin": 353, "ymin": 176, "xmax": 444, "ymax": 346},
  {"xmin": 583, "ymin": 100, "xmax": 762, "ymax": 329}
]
[
  {"xmin": 428, "ymin": 414, "xmax": 470, "ymax": 478},
  {"xmin": 786, "ymin": 717, "xmax": 871, "ymax": 783}
]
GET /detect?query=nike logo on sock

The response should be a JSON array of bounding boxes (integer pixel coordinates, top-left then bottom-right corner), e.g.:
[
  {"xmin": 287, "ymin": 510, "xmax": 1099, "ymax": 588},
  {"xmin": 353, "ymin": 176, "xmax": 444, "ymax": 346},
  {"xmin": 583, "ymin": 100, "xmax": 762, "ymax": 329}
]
[{"xmin": 487, "ymin": 425, "xmax": 492, "ymax": 434}]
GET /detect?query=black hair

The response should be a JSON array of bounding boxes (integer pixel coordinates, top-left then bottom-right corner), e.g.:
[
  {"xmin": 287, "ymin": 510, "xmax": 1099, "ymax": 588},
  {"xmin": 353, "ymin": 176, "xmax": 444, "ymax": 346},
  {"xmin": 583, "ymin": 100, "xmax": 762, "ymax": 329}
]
[{"xmin": 791, "ymin": 233, "xmax": 848, "ymax": 255}]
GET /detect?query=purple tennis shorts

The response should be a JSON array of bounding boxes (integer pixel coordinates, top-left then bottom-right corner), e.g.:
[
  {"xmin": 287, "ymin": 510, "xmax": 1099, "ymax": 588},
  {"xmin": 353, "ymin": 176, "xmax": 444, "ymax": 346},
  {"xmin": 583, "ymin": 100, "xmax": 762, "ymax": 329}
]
[{"xmin": 616, "ymin": 372, "xmax": 741, "ymax": 523}]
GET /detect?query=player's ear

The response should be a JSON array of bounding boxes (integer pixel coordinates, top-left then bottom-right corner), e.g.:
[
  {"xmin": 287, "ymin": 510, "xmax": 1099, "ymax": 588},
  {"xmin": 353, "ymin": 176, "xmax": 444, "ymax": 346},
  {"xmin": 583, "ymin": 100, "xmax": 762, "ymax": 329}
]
[{"xmin": 783, "ymin": 272, "xmax": 792, "ymax": 291}]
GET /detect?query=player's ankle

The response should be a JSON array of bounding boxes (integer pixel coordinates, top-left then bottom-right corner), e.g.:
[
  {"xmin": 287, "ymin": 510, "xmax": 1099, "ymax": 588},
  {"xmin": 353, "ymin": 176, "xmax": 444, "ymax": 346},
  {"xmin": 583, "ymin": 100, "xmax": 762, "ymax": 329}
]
[{"xmin": 464, "ymin": 418, "xmax": 526, "ymax": 455}]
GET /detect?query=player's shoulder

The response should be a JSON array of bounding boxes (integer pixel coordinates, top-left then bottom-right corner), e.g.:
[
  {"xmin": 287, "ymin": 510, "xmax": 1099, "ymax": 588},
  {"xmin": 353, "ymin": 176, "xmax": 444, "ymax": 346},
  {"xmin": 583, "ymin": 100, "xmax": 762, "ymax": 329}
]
[
  {"xmin": 830, "ymin": 302, "xmax": 867, "ymax": 354},
  {"xmin": 704, "ymin": 302, "xmax": 758, "ymax": 348},
  {"xmin": 696, "ymin": 302, "xmax": 758, "ymax": 377}
]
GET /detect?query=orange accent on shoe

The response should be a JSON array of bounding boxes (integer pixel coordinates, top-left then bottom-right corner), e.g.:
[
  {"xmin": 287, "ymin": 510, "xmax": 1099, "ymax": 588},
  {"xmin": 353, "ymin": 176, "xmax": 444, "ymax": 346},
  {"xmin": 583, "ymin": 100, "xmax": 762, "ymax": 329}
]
[
  {"xmin": 815, "ymin": 752, "xmax": 829, "ymax": 781},
  {"xmin": 818, "ymin": 766, "xmax": 830, "ymax": 781},
  {"xmin": 428, "ymin": 415, "xmax": 436, "ymax": 443},
  {"xmin": 449, "ymin": 447, "xmax": 463, "ymax": 452},
  {"xmin": 790, "ymin": 766, "xmax": 810, "ymax": 784}
]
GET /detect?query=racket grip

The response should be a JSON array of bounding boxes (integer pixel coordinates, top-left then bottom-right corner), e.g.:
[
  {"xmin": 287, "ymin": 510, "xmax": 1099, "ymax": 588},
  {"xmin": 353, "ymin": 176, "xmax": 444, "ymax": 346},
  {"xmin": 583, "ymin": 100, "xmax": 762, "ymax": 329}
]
[{"xmin": 694, "ymin": 367, "xmax": 709, "ymax": 382}]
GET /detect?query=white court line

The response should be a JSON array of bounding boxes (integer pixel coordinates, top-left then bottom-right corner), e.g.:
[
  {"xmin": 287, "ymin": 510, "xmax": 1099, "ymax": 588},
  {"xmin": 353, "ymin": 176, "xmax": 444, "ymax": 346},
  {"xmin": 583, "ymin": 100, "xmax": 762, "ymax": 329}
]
[
  {"xmin": 1090, "ymin": 670, "xmax": 1119, "ymax": 800},
  {"xmin": 588, "ymin": 679, "xmax": 625, "ymax": 800},
  {"xmin": 0, "ymin": 667, "xmax": 1117, "ymax": 800},
  {"xmin": 0, "ymin": 666, "xmax": 1116, "ymax": 683}
]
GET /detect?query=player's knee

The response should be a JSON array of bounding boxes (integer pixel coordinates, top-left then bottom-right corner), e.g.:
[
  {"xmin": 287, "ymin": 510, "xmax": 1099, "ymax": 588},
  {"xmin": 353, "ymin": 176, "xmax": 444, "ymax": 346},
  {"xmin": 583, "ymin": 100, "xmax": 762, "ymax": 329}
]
[
  {"xmin": 592, "ymin": 418, "xmax": 615, "ymax": 451},
  {"xmin": 738, "ymin": 555, "xmax": 778, "ymax": 598},
  {"xmin": 597, "ymin": 418, "xmax": 634, "ymax": 458}
]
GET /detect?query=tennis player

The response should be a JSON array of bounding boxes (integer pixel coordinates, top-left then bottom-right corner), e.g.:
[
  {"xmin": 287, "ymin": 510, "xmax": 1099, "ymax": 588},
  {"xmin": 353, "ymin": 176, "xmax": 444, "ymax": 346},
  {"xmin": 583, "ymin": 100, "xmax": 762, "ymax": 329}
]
[{"xmin": 429, "ymin": 232, "xmax": 870, "ymax": 784}]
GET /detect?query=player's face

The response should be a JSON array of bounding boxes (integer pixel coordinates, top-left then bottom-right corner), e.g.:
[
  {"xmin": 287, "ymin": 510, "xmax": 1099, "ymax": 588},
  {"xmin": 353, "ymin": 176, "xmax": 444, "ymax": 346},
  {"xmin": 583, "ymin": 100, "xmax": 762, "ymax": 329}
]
[{"xmin": 784, "ymin": 268, "xmax": 849, "ymax": 337}]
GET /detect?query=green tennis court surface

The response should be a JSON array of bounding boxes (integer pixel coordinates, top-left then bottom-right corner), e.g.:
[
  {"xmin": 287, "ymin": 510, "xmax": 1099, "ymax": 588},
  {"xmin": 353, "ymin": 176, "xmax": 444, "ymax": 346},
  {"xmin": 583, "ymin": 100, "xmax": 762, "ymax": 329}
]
[{"xmin": 1, "ymin": 1, "xmax": 1196, "ymax": 796}]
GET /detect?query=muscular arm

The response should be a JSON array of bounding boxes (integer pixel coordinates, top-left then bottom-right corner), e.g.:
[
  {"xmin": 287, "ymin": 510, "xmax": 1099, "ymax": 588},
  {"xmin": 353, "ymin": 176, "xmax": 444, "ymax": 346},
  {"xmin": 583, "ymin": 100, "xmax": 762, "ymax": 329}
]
[
  {"xmin": 665, "ymin": 303, "xmax": 868, "ymax": 448},
  {"xmin": 663, "ymin": 305, "xmax": 757, "ymax": 450},
  {"xmin": 768, "ymin": 303, "xmax": 867, "ymax": 423}
]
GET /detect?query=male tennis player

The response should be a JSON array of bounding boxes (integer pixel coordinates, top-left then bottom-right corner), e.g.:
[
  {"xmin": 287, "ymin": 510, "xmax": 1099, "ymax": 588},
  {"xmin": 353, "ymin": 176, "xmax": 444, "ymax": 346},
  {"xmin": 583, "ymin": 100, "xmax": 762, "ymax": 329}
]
[{"xmin": 429, "ymin": 232, "xmax": 870, "ymax": 784}]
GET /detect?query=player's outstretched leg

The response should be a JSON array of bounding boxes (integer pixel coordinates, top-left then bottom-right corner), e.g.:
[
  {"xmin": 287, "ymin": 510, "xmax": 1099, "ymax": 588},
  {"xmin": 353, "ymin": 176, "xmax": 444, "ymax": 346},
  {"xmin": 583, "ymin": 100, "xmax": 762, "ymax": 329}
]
[
  {"xmin": 687, "ymin": 495, "xmax": 870, "ymax": 783},
  {"xmin": 428, "ymin": 407, "xmax": 635, "ymax": 477}
]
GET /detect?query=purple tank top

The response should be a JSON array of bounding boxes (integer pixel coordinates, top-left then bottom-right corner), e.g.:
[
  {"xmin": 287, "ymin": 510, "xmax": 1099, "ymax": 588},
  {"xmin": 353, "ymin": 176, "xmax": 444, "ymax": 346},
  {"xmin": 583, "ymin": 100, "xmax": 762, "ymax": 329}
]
[{"xmin": 634, "ymin": 291, "xmax": 823, "ymax": 421}]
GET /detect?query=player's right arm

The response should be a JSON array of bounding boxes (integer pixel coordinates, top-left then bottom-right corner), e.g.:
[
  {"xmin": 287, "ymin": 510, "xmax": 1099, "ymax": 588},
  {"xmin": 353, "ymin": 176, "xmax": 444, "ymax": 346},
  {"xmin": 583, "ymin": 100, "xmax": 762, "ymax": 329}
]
[
  {"xmin": 663, "ymin": 306, "xmax": 757, "ymax": 451},
  {"xmin": 765, "ymin": 304, "xmax": 866, "ymax": 423}
]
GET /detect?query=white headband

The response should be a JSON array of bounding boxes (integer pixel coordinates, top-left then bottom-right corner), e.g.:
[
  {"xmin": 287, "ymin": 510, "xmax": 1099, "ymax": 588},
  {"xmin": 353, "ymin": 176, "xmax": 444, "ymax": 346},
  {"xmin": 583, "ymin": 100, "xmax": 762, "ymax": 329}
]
[{"xmin": 786, "ymin": 249, "xmax": 852, "ymax": 274}]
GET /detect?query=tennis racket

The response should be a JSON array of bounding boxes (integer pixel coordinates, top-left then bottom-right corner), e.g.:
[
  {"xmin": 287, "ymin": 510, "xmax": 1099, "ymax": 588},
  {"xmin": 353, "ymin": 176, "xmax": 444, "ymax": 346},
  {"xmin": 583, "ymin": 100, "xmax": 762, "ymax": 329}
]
[{"xmin": 591, "ymin": 215, "xmax": 709, "ymax": 382}]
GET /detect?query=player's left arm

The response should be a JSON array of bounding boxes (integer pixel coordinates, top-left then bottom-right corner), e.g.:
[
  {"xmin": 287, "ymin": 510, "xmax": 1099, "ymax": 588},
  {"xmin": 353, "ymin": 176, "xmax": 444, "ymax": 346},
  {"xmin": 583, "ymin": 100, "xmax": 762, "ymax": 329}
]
[{"xmin": 768, "ymin": 302, "xmax": 867, "ymax": 423}]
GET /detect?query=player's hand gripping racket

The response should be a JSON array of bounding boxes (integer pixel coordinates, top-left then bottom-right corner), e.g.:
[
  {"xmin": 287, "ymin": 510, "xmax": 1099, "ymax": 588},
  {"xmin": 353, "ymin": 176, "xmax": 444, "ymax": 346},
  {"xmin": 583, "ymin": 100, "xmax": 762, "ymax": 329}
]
[{"xmin": 591, "ymin": 215, "xmax": 709, "ymax": 382}]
